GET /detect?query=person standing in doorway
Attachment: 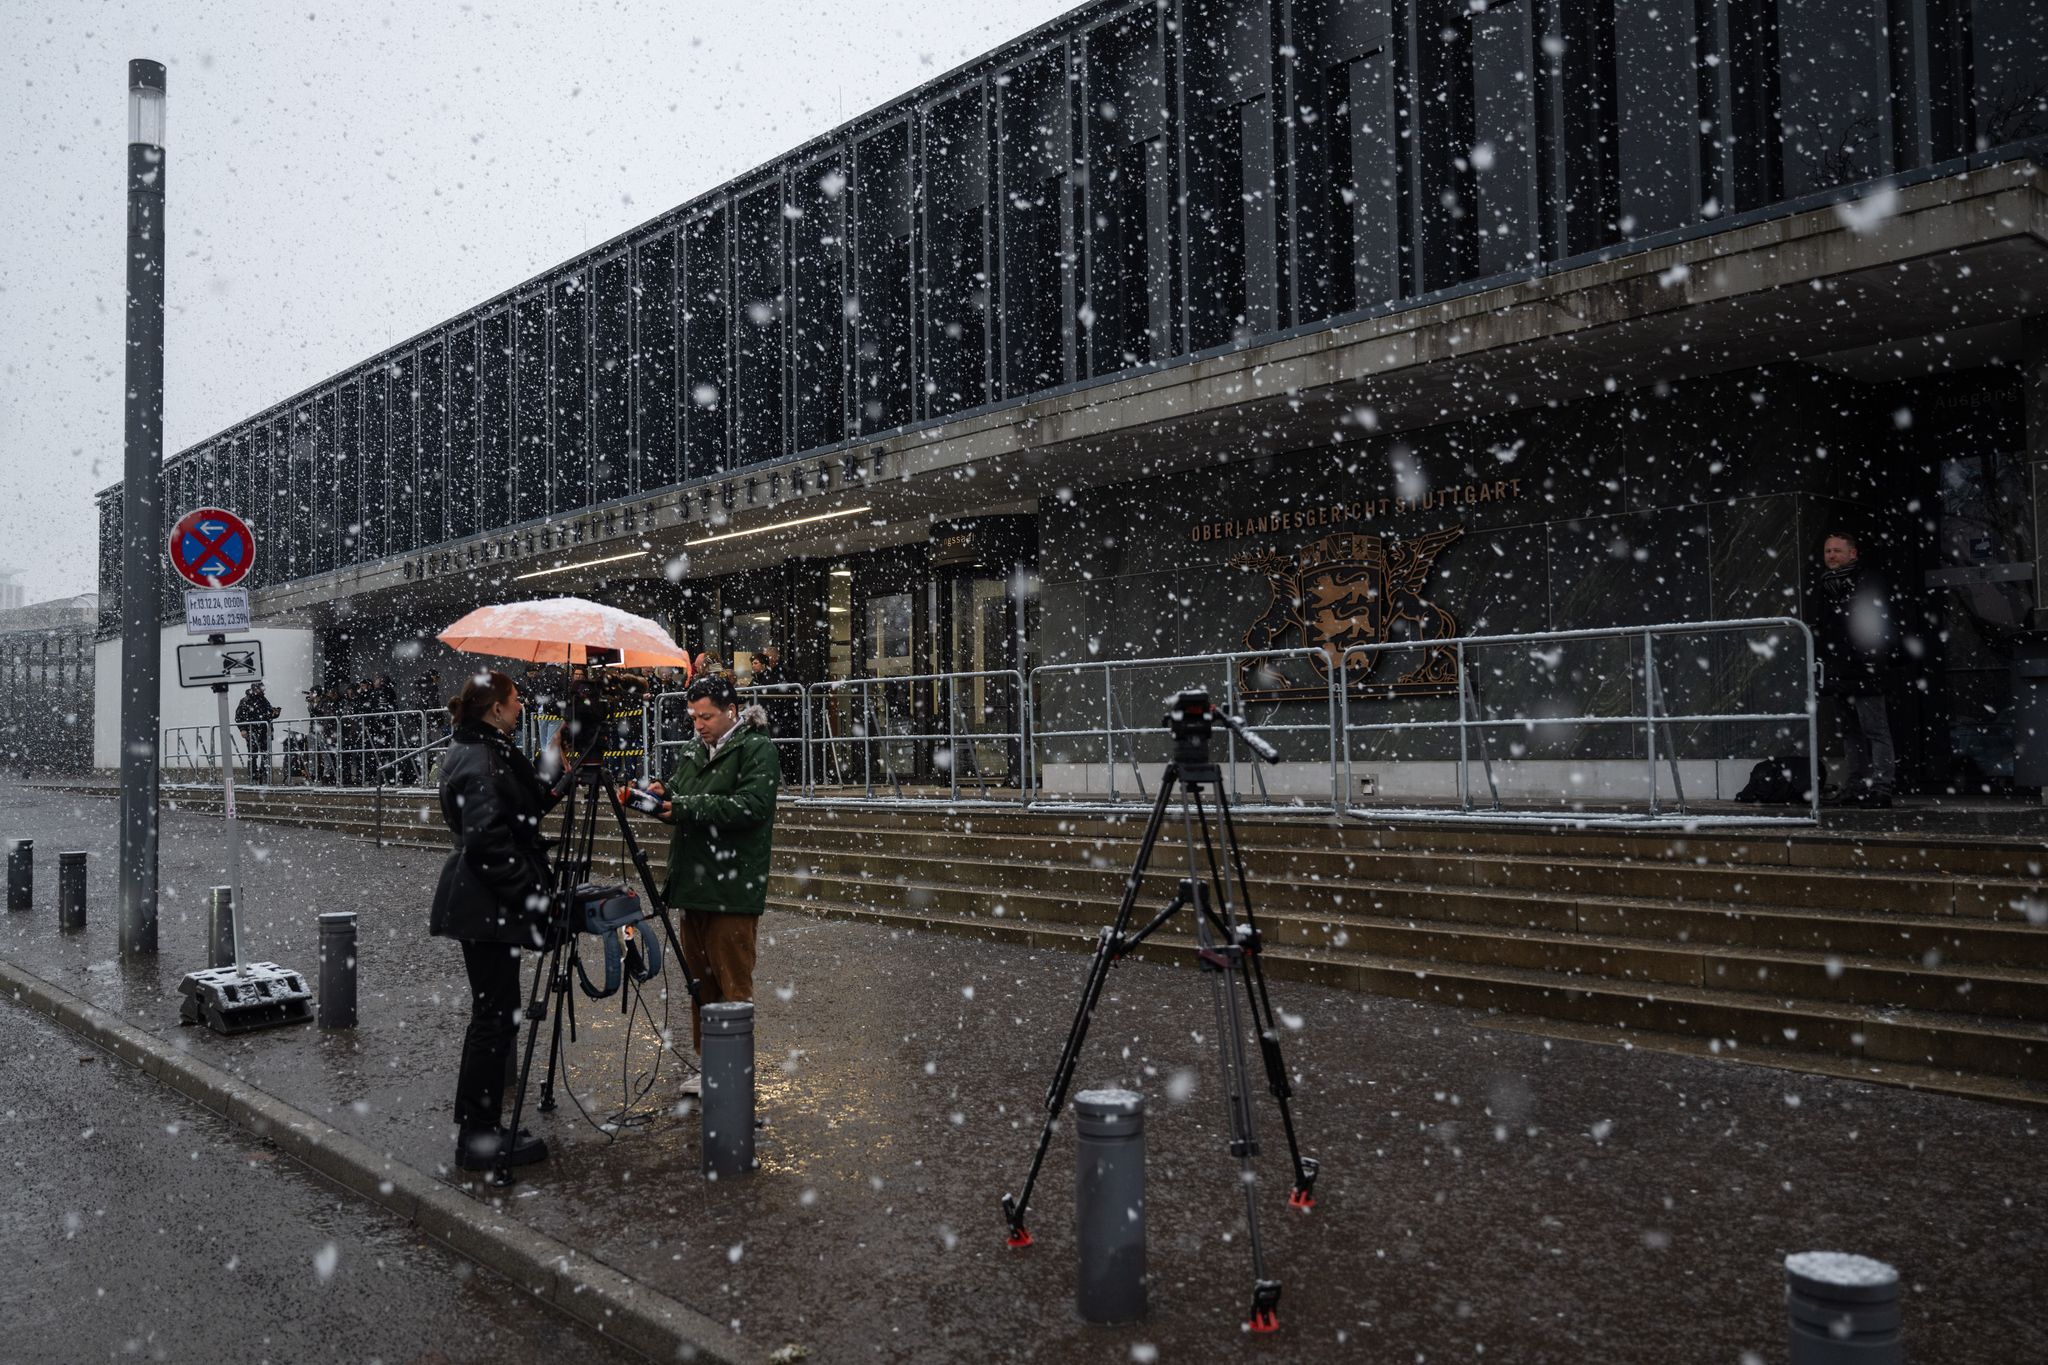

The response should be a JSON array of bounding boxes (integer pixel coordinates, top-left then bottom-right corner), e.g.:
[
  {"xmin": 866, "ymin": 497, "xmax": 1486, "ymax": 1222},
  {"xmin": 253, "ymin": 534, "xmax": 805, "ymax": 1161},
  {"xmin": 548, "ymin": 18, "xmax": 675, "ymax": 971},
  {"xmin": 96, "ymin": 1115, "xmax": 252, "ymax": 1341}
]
[
  {"xmin": 623, "ymin": 674, "xmax": 779, "ymax": 1096},
  {"xmin": 1813, "ymin": 532, "xmax": 1896, "ymax": 807}
]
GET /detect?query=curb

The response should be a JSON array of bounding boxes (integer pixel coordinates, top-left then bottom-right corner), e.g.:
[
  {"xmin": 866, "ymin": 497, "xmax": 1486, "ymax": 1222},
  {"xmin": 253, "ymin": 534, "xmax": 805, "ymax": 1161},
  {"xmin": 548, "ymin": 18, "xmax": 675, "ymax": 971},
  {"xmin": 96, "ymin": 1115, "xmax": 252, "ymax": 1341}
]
[{"xmin": 0, "ymin": 954, "xmax": 753, "ymax": 1365}]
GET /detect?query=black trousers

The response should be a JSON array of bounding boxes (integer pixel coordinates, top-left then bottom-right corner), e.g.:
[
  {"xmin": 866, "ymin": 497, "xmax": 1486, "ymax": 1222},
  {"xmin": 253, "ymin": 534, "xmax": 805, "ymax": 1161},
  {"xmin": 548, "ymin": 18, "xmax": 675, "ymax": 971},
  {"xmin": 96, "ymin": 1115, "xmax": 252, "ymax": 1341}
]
[{"xmin": 455, "ymin": 939, "xmax": 525, "ymax": 1132}]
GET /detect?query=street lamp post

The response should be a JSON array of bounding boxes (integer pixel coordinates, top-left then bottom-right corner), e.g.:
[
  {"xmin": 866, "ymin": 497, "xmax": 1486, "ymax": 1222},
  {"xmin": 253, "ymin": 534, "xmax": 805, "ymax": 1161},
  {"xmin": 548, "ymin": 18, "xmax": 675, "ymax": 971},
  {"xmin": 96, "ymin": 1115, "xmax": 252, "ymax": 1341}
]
[{"xmin": 118, "ymin": 59, "xmax": 166, "ymax": 957}]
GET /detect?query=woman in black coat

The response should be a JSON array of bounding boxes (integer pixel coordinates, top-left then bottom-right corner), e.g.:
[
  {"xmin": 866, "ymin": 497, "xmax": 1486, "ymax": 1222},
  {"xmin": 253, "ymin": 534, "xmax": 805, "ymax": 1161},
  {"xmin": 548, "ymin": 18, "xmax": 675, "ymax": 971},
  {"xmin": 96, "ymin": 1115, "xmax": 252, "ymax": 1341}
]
[{"xmin": 431, "ymin": 670, "xmax": 560, "ymax": 1171}]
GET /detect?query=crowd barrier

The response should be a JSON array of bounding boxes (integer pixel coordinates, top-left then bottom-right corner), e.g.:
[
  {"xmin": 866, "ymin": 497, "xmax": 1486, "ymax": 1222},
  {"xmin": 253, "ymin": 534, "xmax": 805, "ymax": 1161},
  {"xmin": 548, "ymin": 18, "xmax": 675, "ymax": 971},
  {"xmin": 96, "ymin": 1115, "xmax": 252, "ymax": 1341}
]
[{"xmin": 160, "ymin": 617, "xmax": 1820, "ymax": 822}]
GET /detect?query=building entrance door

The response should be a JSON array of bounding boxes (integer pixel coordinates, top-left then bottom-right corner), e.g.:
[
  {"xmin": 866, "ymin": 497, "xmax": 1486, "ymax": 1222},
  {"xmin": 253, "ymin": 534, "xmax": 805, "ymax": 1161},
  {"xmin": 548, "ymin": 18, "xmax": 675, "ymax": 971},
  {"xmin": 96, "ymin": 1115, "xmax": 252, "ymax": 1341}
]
[{"xmin": 939, "ymin": 568, "xmax": 1021, "ymax": 786}]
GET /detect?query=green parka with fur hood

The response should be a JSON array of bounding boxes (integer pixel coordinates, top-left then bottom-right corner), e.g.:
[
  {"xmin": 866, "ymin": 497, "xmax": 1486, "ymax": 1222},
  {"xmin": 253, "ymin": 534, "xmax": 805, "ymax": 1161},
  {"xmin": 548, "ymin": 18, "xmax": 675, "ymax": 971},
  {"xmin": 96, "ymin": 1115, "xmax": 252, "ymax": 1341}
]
[{"xmin": 656, "ymin": 703, "xmax": 779, "ymax": 915}]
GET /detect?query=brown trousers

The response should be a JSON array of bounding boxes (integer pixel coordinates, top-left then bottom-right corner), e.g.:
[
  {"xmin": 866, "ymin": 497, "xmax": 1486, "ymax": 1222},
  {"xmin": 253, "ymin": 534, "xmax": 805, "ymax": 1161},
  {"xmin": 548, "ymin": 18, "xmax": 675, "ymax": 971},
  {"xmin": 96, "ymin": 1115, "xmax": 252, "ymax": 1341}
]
[{"xmin": 679, "ymin": 909, "xmax": 758, "ymax": 1052}]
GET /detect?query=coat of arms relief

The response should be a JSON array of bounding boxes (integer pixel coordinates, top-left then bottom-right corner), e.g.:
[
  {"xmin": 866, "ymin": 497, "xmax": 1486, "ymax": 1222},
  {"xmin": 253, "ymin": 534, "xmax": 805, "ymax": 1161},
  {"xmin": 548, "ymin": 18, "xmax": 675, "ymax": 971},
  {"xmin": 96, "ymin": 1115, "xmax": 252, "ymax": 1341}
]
[{"xmin": 1230, "ymin": 525, "xmax": 1465, "ymax": 700}]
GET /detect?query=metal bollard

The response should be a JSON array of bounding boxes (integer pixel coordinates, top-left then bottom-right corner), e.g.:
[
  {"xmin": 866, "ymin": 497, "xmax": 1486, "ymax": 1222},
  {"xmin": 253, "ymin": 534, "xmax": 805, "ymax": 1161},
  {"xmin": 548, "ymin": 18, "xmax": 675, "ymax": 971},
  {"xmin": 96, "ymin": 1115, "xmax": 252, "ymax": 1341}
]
[
  {"xmin": 699, "ymin": 1001, "xmax": 756, "ymax": 1179},
  {"xmin": 1074, "ymin": 1087, "xmax": 1148, "ymax": 1325},
  {"xmin": 57, "ymin": 852, "xmax": 86, "ymax": 931},
  {"xmin": 317, "ymin": 911, "xmax": 358, "ymax": 1029},
  {"xmin": 1786, "ymin": 1251, "xmax": 1902, "ymax": 1365},
  {"xmin": 207, "ymin": 887, "xmax": 237, "ymax": 969},
  {"xmin": 7, "ymin": 839, "xmax": 30, "ymax": 911}
]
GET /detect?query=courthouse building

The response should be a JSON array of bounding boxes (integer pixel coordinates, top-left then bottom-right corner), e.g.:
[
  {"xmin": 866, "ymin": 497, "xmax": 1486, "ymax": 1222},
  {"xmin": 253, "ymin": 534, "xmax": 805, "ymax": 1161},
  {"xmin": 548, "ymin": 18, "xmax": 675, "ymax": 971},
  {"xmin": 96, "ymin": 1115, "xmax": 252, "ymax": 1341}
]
[{"xmin": 98, "ymin": 0, "xmax": 2048, "ymax": 796}]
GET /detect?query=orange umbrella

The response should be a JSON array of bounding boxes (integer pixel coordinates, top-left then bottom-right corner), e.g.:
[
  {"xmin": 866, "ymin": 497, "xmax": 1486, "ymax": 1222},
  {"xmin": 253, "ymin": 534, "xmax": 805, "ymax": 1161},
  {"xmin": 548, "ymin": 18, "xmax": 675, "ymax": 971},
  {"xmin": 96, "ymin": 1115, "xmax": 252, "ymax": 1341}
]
[{"xmin": 437, "ymin": 596, "xmax": 693, "ymax": 671}]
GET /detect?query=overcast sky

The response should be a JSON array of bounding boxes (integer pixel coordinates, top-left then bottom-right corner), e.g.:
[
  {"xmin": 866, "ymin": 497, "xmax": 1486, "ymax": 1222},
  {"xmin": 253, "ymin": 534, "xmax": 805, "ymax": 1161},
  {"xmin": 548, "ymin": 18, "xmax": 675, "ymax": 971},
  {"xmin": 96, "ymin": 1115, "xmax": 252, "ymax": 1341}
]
[{"xmin": 0, "ymin": 0, "xmax": 1078, "ymax": 602}]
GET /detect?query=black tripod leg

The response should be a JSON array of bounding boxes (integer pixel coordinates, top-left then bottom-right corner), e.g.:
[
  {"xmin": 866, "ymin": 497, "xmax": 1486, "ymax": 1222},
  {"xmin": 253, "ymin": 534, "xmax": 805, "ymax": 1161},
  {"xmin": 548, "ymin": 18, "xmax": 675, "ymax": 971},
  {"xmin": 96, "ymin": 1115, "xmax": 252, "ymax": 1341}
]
[
  {"xmin": 1189, "ymin": 874, "xmax": 1284, "ymax": 1333},
  {"xmin": 1209, "ymin": 787, "xmax": 1319, "ymax": 1209},
  {"xmin": 599, "ymin": 778, "xmax": 702, "ymax": 1006},
  {"xmin": 1001, "ymin": 925, "xmax": 1118, "ymax": 1248},
  {"xmin": 493, "ymin": 935, "xmax": 563, "ymax": 1187},
  {"xmin": 1002, "ymin": 769, "xmax": 1180, "ymax": 1247},
  {"xmin": 538, "ymin": 947, "xmax": 573, "ymax": 1113}
]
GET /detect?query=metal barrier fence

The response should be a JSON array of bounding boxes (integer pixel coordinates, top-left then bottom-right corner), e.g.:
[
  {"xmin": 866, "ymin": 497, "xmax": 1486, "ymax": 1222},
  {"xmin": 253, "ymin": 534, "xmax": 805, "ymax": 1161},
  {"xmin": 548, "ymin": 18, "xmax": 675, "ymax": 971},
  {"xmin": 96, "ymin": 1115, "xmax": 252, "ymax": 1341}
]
[
  {"xmin": 158, "ymin": 617, "xmax": 1818, "ymax": 822},
  {"xmin": 1332, "ymin": 617, "xmax": 1820, "ymax": 821},
  {"xmin": 805, "ymin": 670, "xmax": 1027, "ymax": 802},
  {"xmin": 648, "ymin": 683, "xmax": 811, "ymax": 791},
  {"xmin": 1029, "ymin": 647, "xmax": 1342, "ymax": 807},
  {"xmin": 164, "ymin": 708, "xmax": 450, "ymax": 788}
]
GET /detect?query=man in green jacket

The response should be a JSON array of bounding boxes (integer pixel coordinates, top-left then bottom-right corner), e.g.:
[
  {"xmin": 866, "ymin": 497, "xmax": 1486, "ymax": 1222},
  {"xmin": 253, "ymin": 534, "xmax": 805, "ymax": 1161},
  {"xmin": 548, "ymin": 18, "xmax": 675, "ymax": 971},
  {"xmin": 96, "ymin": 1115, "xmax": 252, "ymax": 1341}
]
[{"xmin": 630, "ymin": 674, "xmax": 779, "ymax": 1094}]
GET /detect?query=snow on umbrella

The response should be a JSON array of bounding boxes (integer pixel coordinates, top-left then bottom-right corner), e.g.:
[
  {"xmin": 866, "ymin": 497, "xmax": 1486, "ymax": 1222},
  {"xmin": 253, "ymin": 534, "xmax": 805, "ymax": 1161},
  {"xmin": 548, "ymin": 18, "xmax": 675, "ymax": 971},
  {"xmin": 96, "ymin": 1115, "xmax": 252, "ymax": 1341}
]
[{"xmin": 437, "ymin": 596, "xmax": 693, "ymax": 670}]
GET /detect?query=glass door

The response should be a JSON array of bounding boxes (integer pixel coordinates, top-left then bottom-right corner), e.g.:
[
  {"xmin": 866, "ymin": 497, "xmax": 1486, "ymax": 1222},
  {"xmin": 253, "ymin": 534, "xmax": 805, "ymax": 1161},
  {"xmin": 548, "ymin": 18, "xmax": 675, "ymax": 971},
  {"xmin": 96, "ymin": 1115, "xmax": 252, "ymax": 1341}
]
[{"xmin": 943, "ymin": 569, "xmax": 1020, "ymax": 785}]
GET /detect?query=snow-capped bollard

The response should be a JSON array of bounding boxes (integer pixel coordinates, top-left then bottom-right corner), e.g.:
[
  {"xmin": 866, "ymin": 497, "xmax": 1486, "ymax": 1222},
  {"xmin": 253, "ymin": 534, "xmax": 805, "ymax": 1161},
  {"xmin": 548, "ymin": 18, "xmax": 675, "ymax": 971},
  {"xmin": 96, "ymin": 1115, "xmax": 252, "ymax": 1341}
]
[
  {"xmin": 1785, "ymin": 1250, "xmax": 1902, "ymax": 1365},
  {"xmin": 7, "ymin": 839, "xmax": 31, "ymax": 911},
  {"xmin": 56, "ymin": 852, "xmax": 86, "ymax": 931},
  {"xmin": 207, "ymin": 886, "xmax": 236, "ymax": 968},
  {"xmin": 317, "ymin": 911, "xmax": 357, "ymax": 1029},
  {"xmin": 1074, "ymin": 1087, "xmax": 1147, "ymax": 1325},
  {"xmin": 700, "ymin": 1001, "xmax": 756, "ymax": 1179}
]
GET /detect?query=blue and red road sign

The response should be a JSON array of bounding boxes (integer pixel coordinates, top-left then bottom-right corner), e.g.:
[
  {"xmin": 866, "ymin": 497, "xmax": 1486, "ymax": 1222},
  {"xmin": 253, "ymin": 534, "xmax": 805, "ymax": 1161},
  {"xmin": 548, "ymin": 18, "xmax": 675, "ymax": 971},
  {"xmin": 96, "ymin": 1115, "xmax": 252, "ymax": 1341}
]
[{"xmin": 168, "ymin": 507, "xmax": 256, "ymax": 588}]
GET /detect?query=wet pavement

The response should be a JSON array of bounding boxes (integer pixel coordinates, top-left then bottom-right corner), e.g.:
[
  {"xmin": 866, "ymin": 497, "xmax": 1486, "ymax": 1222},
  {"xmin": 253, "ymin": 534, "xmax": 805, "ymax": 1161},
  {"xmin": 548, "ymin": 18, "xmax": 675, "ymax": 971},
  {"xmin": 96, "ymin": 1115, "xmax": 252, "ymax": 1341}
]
[
  {"xmin": 0, "ymin": 966, "xmax": 638, "ymax": 1365},
  {"xmin": 1, "ymin": 785, "xmax": 2044, "ymax": 1364}
]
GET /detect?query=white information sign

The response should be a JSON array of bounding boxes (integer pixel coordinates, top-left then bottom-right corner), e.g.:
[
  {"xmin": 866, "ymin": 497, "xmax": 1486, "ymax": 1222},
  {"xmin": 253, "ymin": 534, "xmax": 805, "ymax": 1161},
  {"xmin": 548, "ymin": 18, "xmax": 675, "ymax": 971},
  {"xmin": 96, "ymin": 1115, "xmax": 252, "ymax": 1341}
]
[
  {"xmin": 185, "ymin": 587, "xmax": 251, "ymax": 635},
  {"xmin": 176, "ymin": 639, "xmax": 265, "ymax": 689}
]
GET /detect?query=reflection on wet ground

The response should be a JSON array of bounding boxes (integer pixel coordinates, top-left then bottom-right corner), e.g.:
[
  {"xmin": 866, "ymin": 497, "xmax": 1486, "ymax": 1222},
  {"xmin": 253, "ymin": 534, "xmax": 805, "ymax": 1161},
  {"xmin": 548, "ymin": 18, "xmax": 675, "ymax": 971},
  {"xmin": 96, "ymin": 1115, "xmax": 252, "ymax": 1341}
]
[{"xmin": 1, "ymin": 787, "xmax": 2044, "ymax": 1364}]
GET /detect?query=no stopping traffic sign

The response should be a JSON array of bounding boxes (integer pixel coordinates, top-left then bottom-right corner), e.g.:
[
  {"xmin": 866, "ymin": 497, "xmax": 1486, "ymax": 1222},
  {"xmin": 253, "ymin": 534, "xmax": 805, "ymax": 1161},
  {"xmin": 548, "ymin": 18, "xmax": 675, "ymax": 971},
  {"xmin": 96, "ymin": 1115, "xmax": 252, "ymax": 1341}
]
[{"xmin": 168, "ymin": 507, "xmax": 256, "ymax": 588}]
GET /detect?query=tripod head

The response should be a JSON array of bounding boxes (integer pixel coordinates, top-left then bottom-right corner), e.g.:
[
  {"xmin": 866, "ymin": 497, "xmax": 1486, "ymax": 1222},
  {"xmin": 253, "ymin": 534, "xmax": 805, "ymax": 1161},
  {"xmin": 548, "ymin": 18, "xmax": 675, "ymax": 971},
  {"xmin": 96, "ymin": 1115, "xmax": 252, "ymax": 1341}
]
[{"xmin": 1165, "ymin": 690, "xmax": 1279, "ymax": 784}]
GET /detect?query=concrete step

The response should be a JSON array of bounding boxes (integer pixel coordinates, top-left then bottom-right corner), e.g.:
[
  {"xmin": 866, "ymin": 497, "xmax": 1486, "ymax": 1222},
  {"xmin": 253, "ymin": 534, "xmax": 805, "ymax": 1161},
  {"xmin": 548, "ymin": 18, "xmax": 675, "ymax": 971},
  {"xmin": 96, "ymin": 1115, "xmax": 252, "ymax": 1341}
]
[
  {"xmin": 766, "ymin": 870, "xmax": 2048, "ymax": 1021},
  {"xmin": 1474, "ymin": 1015, "xmax": 2048, "ymax": 1112},
  {"xmin": 777, "ymin": 843, "xmax": 2048, "ymax": 958},
  {"xmin": 162, "ymin": 792, "xmax": 2048, "ymax": 966},
  {"xmin": 156, "ymin": 782, "xmax": 2048, "ymax": 878},
  {"xmin": 139, "ymin": 782, "xmax": 2048, "ymax": 1100},
  {"xmin": 775, "ymin": 819, "xmax": 2037, "ymax": 919},
  {"xmin": 768, "ymin": 891, "xmax": 2048, "ymax": 1094}
]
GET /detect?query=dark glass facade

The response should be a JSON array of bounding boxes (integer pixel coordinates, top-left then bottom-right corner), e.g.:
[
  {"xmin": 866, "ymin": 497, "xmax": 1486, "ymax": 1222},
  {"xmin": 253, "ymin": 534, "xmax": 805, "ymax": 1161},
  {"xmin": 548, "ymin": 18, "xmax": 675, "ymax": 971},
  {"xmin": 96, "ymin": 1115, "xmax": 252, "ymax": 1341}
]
[{"xmin": 104, "ymin": 0, "xmax": 2047, "ymax": 604}]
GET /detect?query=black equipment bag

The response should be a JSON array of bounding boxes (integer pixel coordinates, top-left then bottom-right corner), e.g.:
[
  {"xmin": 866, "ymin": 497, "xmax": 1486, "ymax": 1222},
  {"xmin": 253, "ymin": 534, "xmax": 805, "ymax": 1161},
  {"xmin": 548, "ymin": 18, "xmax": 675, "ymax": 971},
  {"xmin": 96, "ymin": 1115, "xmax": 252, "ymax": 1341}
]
[{"xmin": 1735, "ymin": 755, "xmax": 1811, "ymax": 804}]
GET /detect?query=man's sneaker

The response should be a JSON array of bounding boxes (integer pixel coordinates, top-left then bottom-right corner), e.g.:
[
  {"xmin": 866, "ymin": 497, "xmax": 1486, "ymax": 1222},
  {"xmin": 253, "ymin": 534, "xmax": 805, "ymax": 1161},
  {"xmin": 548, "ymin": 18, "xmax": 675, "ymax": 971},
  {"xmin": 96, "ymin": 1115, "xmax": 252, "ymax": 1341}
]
[
  {"xmin": 678, "ymin": 1070, "xmax": 702, "ymax": 1097},
  {"xmin": 455, "ymin": 1127, "xmax": 549, "ymax": 1172}
]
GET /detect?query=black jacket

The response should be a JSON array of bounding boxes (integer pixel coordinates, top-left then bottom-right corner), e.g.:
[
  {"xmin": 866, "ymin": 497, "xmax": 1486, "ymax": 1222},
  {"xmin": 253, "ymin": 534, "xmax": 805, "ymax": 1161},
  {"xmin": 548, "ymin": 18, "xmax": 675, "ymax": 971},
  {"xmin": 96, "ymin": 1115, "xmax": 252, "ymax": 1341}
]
[
  {"xmin": 235, "ymin": 691, "xmax": 280, "ymax": 728},
  {"xmin": 1814, "ymin": 560, "xmax": 1893, "ymax": 696},
  {"xmin": 430, "ymin": 722, "xmax": 561, "ymax": 945}
]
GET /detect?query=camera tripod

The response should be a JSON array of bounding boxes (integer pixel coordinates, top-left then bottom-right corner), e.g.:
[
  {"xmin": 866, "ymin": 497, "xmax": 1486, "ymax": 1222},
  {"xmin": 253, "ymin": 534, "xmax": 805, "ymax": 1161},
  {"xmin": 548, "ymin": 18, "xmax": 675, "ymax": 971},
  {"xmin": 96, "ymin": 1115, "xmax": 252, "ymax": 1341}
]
[
  {"xmin": 1000, "ymin": 692, "xmax": 1319, "ymax": 1333},
  {"xmin": 493, "ymin": 741, "xmax": 698, "ymax": 1186}
]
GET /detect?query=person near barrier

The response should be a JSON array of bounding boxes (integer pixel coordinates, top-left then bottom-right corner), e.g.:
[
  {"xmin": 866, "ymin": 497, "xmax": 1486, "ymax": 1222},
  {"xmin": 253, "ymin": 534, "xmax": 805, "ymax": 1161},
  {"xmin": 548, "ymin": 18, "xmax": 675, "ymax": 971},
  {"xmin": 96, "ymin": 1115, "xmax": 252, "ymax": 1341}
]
[
  {"xmin": 749, "ymin": 646, "xmax": 802, "ymax": 784},
  {"xmin": 430, "ymin": 670, "xmax": 563, "ymax": 1171},
  {"xmin": 1812, "ymin": 531, "xmax": 1896, "ymax": 807},
  {"xmin": 622, "ymin": 673, "xmax": 779, "ymax": 1096},
  {"xmin": 235, "ymin": 682, "xmax": 281, "ymax": 784}
]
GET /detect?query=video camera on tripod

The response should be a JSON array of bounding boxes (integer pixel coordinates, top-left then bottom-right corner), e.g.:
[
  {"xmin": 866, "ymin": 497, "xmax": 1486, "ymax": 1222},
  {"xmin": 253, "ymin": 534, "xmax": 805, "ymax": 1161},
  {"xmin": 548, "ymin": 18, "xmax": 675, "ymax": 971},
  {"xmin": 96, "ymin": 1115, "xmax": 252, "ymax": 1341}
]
[
  {"xmin": 497, "ymin": 672, "xmax": 699, "ymax": 1186},
  {"xmin": 1164, "ymin": 688, "xmax": 1280, "ymax": 776}
]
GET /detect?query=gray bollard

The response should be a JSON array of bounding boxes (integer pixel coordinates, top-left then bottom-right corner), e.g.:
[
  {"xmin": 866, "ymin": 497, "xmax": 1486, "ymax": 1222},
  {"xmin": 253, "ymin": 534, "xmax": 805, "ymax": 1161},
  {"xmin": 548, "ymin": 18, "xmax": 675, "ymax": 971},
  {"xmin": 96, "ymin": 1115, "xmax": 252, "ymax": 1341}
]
[
  {"xmin": 1075, "ymin": 1087, "xmax": 1148, "ymax": 1325},
  {"xmin": 7, "ymin": 839, "xmax": 30, "ymax": 911},
  {"xmin": 56, "ymin": 852, "xmax": 86, "ymax": 931},
  {"xmin": 207, "ymin": 887, "xmax": 236, "ymax": 969},
  {"xmin": 699, "ymin": 1001, "xmax": 756, "ymax": 1178},
  {"xmin": 317, "ymin": 911, "xmax": 358, "ymax": 1029},
  {"xmin": 1786, "ymin": 1251, "xmax": 1903, "ymax": 1365}
]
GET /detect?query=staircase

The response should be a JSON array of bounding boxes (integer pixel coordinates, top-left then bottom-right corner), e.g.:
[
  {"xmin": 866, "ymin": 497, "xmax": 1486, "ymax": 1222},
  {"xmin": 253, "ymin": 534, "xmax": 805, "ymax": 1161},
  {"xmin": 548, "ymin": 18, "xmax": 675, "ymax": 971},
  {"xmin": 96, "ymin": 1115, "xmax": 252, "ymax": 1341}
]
[{"xmin": 147, "ymin": 783, "xmax": 2048, "ymax": 1109}]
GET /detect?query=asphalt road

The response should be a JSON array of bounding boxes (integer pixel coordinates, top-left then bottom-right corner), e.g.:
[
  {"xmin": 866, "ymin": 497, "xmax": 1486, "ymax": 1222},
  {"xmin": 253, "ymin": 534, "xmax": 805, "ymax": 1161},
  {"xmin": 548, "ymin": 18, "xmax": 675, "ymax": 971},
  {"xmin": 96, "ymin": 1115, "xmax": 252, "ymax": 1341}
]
[{"xmin": 0, "ymin": 995, "xmax": 642, "ymax": 1365}]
